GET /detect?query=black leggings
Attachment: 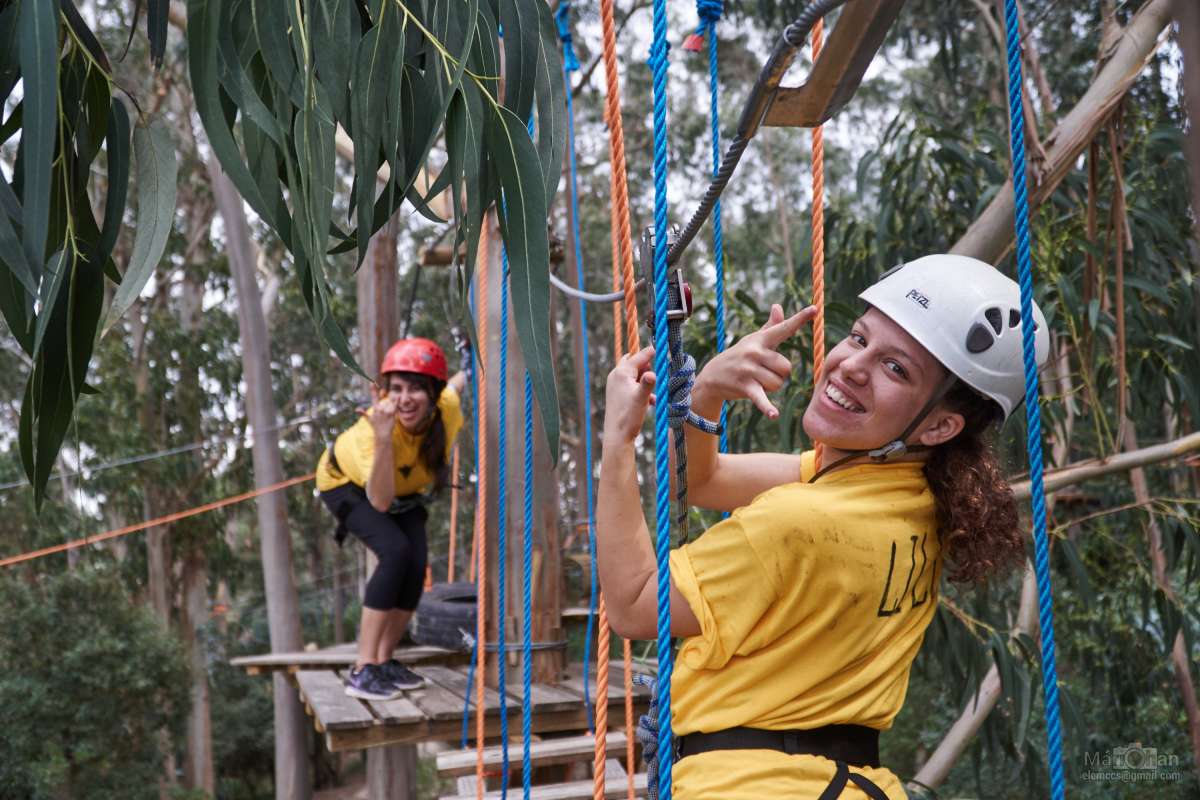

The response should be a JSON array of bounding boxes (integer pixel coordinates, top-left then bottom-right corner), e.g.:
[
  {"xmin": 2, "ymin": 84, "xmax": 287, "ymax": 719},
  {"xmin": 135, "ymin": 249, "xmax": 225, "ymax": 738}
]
[{"xmin": 321, "ymin": 484, "xmax": 428, "ymax": 611}]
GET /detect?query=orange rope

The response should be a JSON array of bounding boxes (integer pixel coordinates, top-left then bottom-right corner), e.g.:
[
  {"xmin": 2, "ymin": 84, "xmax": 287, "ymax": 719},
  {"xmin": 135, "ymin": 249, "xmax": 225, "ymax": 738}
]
[
  {"xmin": 0, "ymin": 473, "xmax": 315, "ymax": 569},
  {"xmin": 473, "ymin": 219, "xmax": 492, "ymax": 798},
  {"xmin": 448, "ymin": 444, "xmax": 461, "ymax": 582},
  {"xmin": 601, "ymin": 0, "xmax": 640, "ymax": 354},
  {"xmin": 596, "ymin": 0, "xmax": 642, "ymax": 794},
  {"xmin": 811, "ymin": 19, "xmax": 826, "ymax": 472}
]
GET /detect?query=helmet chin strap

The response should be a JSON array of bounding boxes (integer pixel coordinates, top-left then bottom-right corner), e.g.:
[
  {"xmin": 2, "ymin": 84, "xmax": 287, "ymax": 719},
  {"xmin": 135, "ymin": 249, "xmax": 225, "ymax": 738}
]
[{"xmin": 808, "ymin": 374, "xmax": 959, "ymax": 483}]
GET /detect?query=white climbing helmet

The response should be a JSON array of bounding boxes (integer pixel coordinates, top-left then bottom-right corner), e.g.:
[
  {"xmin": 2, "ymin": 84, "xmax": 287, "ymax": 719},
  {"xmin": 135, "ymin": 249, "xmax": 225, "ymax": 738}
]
[{"xmin": 858, "ymin": 254, "xmax": 1050, "ymax": 420}]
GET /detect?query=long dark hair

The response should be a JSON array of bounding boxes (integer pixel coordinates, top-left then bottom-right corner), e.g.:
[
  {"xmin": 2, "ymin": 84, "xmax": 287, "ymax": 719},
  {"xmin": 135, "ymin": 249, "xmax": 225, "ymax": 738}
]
[
  {"xmin": 389, "ymin": 371, "xmax": 449, "ymax": 493},
  {"xmin": 924, "ymin": 381, "xmax": 1024, "ymax": 585}
]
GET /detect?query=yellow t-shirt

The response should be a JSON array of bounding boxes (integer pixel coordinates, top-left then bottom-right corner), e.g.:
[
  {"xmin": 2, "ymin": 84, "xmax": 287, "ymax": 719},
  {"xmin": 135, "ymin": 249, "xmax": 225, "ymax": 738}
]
[
  {"xmin": 668, "ymin": 451, "xmax": 941, "ymax": 799},
  {"xmin": 315, "ymin": 386, "xmax": 464, "ymax": 496}
]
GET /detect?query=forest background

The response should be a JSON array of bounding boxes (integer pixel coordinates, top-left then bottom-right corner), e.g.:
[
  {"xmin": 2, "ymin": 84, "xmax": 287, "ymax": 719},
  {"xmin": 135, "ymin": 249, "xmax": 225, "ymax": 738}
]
[{"xmin": 1, "ymin": 0, "xmax": 1199, "ymax": 798}]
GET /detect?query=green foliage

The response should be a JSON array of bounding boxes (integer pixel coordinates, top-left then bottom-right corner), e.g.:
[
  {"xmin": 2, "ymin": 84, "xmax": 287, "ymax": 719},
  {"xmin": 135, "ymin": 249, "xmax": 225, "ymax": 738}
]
[
  {"xmin": 185, "ymin": 0, "xmax": 566, "ymax": 459},
  {"xmin": 0, "ymin": 566, "xmax": 190, "ymax": 799},
  {"xmin": 1, "ymin": 1, "xmax": 177, "ymax": 508}
]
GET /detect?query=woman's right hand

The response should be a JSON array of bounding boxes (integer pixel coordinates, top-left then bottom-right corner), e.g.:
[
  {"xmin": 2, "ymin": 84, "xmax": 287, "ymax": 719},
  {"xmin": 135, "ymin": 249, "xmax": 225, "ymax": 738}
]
[
  {"xmin": 365, "ymin": 387, "xmax": 399, "ymax": 441},
  {"xmin": 695, "ymin": 304, "xmax": 816, "ymax": 419}
]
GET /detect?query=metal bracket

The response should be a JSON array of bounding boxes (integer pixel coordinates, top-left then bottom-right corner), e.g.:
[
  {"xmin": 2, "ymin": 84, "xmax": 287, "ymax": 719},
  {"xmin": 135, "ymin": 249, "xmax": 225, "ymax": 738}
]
[
  {"xmin": 639, "ymin": 226, "xmax": 693, "ymax": 337},
  {"xmin": 763, "ymin": 0, "xmax": 907, "ymax": 128}
]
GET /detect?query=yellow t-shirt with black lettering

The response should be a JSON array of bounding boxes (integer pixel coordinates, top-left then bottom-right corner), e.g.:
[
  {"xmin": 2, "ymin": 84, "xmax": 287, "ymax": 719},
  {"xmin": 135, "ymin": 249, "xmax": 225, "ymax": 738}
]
[
  {"xmin": 315, "ymin": 386, "xmax": 463, "ymax": 497},
  {"xmin": 667, "ymin": 451, "xmax": 941, "ymax": 799}
]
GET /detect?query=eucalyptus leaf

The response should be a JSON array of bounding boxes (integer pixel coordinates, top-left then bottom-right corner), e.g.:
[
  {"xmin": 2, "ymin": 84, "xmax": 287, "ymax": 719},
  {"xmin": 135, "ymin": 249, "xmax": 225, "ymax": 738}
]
[
  {"xmin": 17, "ymin": 0, "xmax": 57, "ymax": 272},
  {"xmin": 488, "ymin": 103, "xmax": 558, "ymax": 460},
  {"xmin": 104, "ymin": 118, "xmax": 177, "ymax": 334}
]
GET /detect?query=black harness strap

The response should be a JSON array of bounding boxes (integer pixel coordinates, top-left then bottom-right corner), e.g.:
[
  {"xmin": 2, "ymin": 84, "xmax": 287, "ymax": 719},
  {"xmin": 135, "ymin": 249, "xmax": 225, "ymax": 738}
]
[
  {"xmin": 675, "ymin": 724, "xmax": 891, "ymax": 799},
  {"xmin": 817, "ymin": 761, "xmax": 891, "ymax": 800}
]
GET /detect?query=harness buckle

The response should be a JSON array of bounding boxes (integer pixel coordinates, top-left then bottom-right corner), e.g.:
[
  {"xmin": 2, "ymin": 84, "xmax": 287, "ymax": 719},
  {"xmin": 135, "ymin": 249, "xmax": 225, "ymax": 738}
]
[{"xmin": 869, "ymin": 440, "xmax": 906, "ymax": 462}]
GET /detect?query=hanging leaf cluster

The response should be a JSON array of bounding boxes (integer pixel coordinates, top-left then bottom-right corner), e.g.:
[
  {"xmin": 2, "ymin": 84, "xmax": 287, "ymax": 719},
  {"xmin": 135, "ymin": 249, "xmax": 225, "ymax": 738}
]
[
  {"xmin": 185, "ymin": 0, "xmax": 566, "ymax": 457},
  {"xmin": 0, "ymin": 0, "xmax": 178, "ymax": 508}
]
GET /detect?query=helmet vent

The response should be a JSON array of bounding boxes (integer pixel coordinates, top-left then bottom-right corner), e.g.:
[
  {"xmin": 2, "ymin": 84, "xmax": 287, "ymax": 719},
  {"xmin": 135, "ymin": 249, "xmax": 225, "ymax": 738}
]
[
  {"xmin": 966, "ymin": 323, "xmax": 995, "ymax": 353},
  {"xmin": 1008, "ymin": 309, "xmax": 1021, "ymax": 328},
  {"xmin": 985, "ymin": 307, "xmax": 1003, "ymax": 334}
]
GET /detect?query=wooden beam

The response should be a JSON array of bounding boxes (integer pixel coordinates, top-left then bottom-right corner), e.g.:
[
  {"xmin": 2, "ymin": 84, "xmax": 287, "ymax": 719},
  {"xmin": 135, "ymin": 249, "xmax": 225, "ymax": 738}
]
[
  {"xmin": 763, "ymin": 0, "xmax": 907, "ymax": 128},
  {"xmin": 436, "ymin": 731, "xmax": 631, "ymax": 777},
  {"xmin": 420, "ymin": 240, "xmax": 566, "ymax": 267},
  {"xmin": 438, "ymin": 772, "xmax": 648, "ymax": 800}
]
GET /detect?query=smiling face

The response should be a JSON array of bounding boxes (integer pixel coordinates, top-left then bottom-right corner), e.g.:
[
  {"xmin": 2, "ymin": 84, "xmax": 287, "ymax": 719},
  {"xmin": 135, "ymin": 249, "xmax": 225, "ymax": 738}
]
[
  {"xmin": 802, "ymin": 307, "xmax": 964, "ymax": 464},
  {"xmin": 382, "ymin": 372, "xmax": 434, "ymax": 433}
]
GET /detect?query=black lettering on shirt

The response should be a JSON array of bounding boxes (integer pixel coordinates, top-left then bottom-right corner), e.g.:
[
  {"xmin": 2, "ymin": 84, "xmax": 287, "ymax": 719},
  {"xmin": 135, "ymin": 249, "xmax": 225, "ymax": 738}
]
[
  {"xmin": 876, "ymin": 534, "xmax": 926, "ymax": 617},
  {"xmin": 911, "ymin": 532, "xmax": 930, "ymax": 607}
]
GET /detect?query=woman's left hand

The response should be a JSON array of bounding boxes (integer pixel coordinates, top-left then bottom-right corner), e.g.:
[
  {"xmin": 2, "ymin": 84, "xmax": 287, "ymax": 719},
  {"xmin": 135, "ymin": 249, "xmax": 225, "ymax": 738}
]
[{"xmin": 603, "ymin": 346, "xmax": 657, "ymax": 444}]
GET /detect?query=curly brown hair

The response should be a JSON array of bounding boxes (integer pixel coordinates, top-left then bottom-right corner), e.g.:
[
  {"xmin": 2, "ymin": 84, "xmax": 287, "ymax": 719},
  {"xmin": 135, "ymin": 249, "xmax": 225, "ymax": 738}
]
[{"xmin": 924, "ymin": 381, "xmax": 1025, "ymax": 585}]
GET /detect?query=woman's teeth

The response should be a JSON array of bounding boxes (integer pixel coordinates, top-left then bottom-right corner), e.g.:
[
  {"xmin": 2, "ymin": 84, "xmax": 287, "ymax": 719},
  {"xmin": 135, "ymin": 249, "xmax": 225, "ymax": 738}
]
[{"xmin": 825, "ymin": 384, "xmax": 864, "ymax": 412}]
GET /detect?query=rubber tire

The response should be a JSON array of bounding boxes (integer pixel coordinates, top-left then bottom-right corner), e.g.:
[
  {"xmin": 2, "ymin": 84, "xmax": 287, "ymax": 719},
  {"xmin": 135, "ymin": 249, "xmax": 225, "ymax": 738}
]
[{"xmin": 411, "ymin": 582, "xmax": 477, "ymax": 650}]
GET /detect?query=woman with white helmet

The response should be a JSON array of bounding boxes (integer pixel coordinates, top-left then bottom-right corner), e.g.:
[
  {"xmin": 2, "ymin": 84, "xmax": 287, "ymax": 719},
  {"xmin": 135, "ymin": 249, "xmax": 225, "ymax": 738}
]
[
  {"xmin": 316, "ymin": 338, "xmax": 467, "ymax": 700},
  {"xmin": 596, "ymin": 255, "xmax": 1048, "ymax": 799}
]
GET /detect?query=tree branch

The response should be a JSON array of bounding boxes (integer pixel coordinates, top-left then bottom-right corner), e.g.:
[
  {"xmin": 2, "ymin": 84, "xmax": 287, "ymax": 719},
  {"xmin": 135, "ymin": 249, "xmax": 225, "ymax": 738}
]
[{"xmin": 951, "ymin": 0, "xmax": 1175, "ymax": 263}]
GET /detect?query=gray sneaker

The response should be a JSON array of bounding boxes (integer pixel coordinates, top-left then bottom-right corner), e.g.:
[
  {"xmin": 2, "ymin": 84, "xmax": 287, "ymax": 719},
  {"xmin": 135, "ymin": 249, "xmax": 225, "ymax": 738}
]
[
  {"xmin": 378, "ymin": 659, "xmax": 426, "ymax": 690},
  {"xmin": 344, "ymin": 664, "xmax": 402, "ymax": 701}
]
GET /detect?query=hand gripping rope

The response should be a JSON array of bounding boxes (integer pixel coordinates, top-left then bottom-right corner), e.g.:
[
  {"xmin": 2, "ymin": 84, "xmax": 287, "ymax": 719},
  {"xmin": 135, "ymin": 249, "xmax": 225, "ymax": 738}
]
[{"xmin": 1002, "ymin": 1, "xmax": 1065, "ymax": 797}]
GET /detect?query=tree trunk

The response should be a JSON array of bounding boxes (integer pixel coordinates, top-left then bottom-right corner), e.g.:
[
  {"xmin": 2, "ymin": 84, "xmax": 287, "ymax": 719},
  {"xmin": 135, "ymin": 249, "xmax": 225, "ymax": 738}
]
[
  {"xmin": 951, "ymin": 0, "xmax": 1175, "ymax": 263},
  {"xmin": 355, "ymin": 212, "xmax": 420, "ymax": 798},
  {"xmin": 179, "ymin": 256, "xmax": 216, "ymax": 794},
  {"xmin": 181, "ymin": 551, "xmax": 215, "ymax": 793},
  {"xmin": 207, "ymin": 157, "xmax": 312, "ymax": 800},
  {"xmin": 1177, "ymin": 0, "xmax": 1200, "ymax": 246}
]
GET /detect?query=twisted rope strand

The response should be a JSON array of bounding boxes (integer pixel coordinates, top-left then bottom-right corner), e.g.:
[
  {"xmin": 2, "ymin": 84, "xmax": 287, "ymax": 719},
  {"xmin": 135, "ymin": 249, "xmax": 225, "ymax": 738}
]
[
  {"xmin": 1002, "ymin": 3, "xmax": 1064, "ymax": 797},
  {"xmin": 600, "ymin": 0, "xmax": 640, "ymax": 351},
  {"xmin": 597, "ymin": 2, "xmax": 640, "ymax": 796},
  {"xmin": 473, "ymin": 219, "xmax": 492, "ymax": 799},
  {"xmin": 522, "ymin": 372, "xmax": 534, "ymax": 800},
  {"xmin": 811, "ymin": 19, "xmax": 826, "ymax": 470},
  {"xmin": 648, "ymin": 0, "xmax": 674, "ymax": 793}
]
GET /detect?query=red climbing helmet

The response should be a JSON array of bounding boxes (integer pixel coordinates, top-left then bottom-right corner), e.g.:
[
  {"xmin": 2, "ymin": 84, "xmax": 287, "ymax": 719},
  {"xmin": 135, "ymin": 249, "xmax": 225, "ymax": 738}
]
[{"xmin": 379, "ymin": 338, "xmax": 448, "ymax": 382}]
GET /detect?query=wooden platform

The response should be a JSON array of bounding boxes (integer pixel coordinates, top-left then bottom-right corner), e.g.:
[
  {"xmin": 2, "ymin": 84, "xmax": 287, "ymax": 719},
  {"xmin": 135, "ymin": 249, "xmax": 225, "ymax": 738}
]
[
  {"xmin": 230, "ymin": 642, "xmax": 467, "ymax": 675},
  {"xmin": 291, "ymin": 661, "xmax": 651, "ymax": 752}
]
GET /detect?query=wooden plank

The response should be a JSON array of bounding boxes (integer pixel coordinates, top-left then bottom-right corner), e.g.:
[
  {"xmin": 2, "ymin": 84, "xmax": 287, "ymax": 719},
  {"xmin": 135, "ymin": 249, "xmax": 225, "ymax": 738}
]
[
  {"xmin": 421, "ymin": 664, "xmax": 509, "ymax": 715},
  {"xmin": 231, "ymin": 643, "xmax": 464, "ymax": 673},
  {"xmin": 439, "ymin": 772, "xmax": 647, "ymax": 799},
  {"xmin": 404, "ymin": 666, "xmax": 469, "ymax": 721},
  {"xmin": 294, "ymin": 670, "xmax": 376, "ymax": 731},
  {"xmin": 505, "ymin": 677, "xmax": 580, "ymax": 714},
  {"xmin": 365, "ymin": 694, "xmax": 426, "ymax": 725},
  {"xmin": 437, "ymin": 732, "xmax": 630, "ymax": 777}
]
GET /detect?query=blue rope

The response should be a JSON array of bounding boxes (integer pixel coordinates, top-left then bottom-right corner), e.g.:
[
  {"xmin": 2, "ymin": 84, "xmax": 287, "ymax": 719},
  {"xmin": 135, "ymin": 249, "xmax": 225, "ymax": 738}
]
[
  {"xmin": 699, "ymin": 0, "xmax": 730, "ymax": 460},
  {"xmin": 554, "ymin": 3, "xmax": 580, "ymax": 72},
  {"xmin": 461, "ymin": 636, "xmax": 478, "ymax": 749},
  {"xmin": 647, "ymin": 0, "xmax": 674, "ymax": 795},
  {"xmin": 497, "ymin": 245, "xmax": 511, "ymax": 798},
  {"xmin": 521, "ymin": 371, "xmax": 534, "ymax": 800},
  {"xmin": 557, "ymin": 1, "xmax": 598, "ymax": 735},
  {"xmin": 1002, "ymin": 3, "xmax": 1064, "ymax": 798}
]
